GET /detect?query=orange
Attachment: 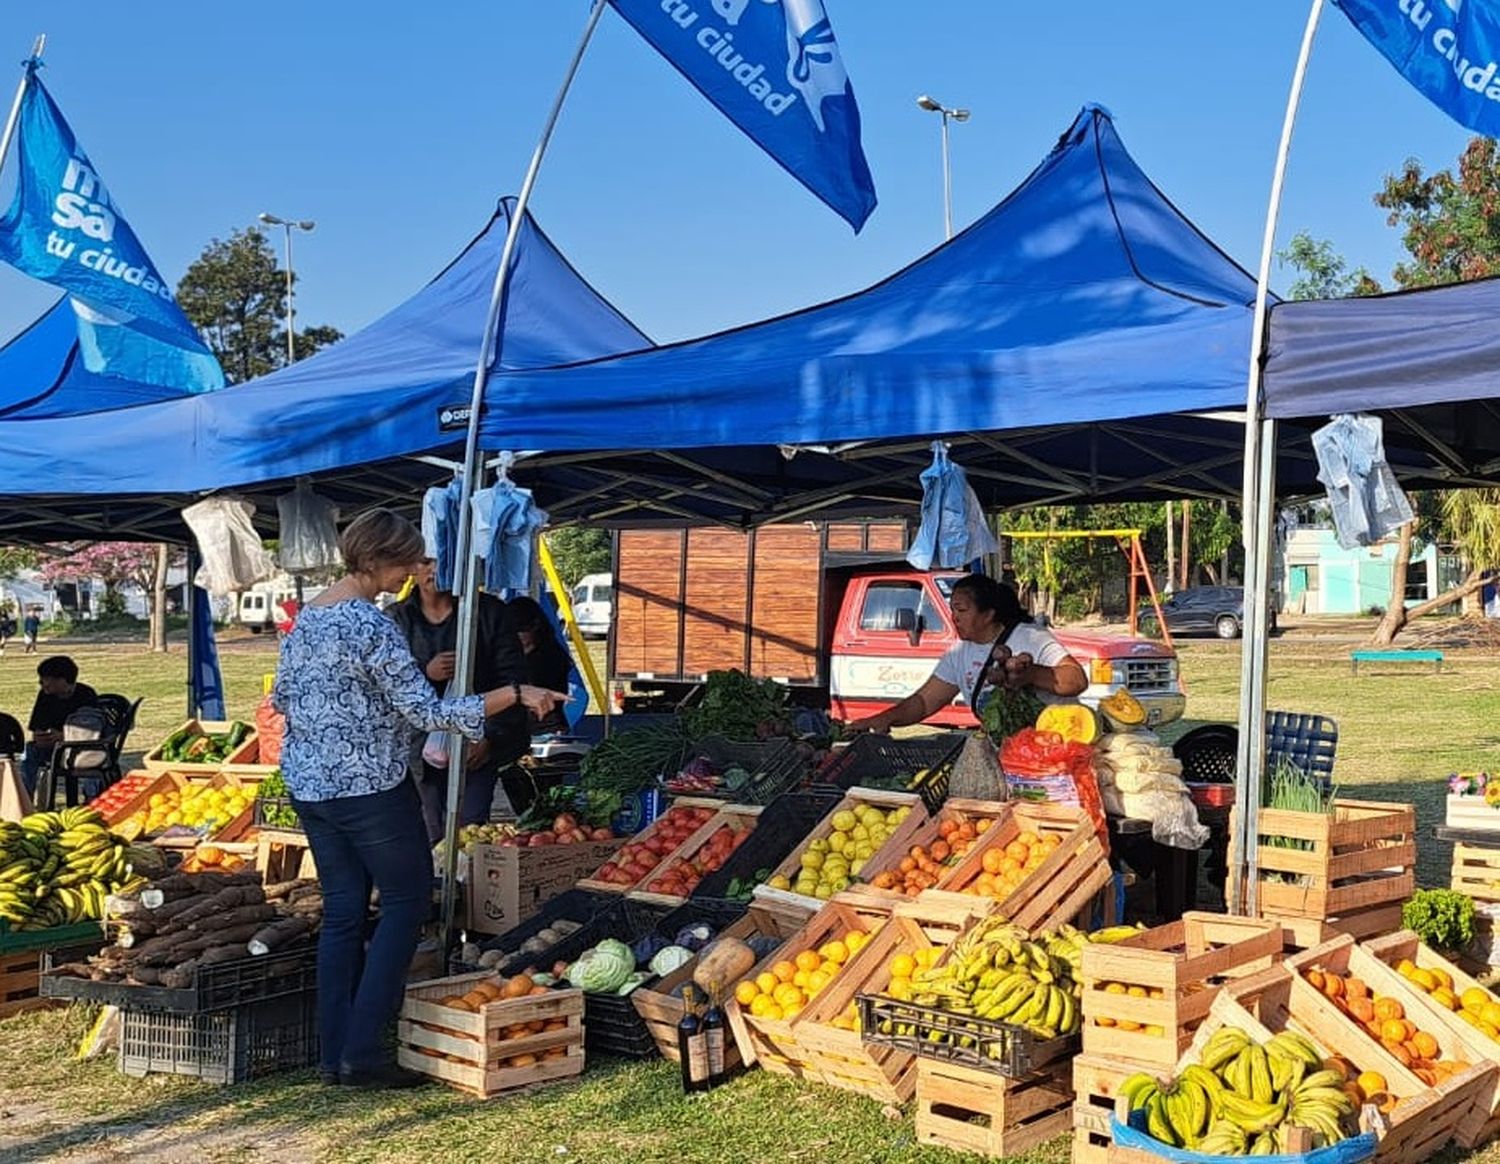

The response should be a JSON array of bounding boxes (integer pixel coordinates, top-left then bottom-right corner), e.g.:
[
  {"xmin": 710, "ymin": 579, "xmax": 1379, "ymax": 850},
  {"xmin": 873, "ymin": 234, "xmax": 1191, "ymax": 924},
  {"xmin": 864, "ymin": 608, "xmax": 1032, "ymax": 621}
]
[
  {"xmin": 795, "ymin": 949, "xmax": 822, "ymax": 974},
  {"xmin": 974, "ymin": 817, "xmax": 993, "ymax": 833},
  {"xmin": 981, "ymin": 849, "xmax": 1005, "ymax": 875},
  {"xmin": 1000, "ymin": 856, "xmax": 1023, "ymax": 875},
  {"xmin": 1461, "ymin": 987, "xmax": 1490, "ymax": 1013},
  {"xmin": 1430, "ymin": 967, "xmax": 1453, "ymax": 991},
  {"xmin": 1344, "ymin": 977, "xmax": 1369, "ymax": 1000},
  {"xmin": 1409, "ymin": 968, "xmax": 1437, "ymax": 992},
  {"xmin": 889, "ymin": 953, "xmax": 916, "ymax": 979},
  {"xmin": 1384, "ymin": 1041, "xmax": 1414, "ymax": 1068},
  {"xmin": 1322, "ymin": 975, "xmax": 1345, "ymax": 1000},
  {"xmin": 1347, "ymin": 998, "xmax": 1375, "ymax": 1023},
  {"xmin": 1324, "ymin": 1057, "xmax": 1354, "ymax": 1080},
  {"xmin": 1305, "ymin": 969, "xmax": 1326, "ymax": 992},
  {"xmin": 819, "ymin": 939, "xmax": 849, "ymax": 965},
  {"xmin": 1373, "ymin": 996, "xmax": 1404, "ymax": 1022},
  {"xmin": 1481, "ymin": 1002, "xmax": 1500, "ymax": 1028},
  {"xmin": 938, "ymin": 818, "xmax": 958, "ymax": 838},
  {"xmin": 1380, "ymin": 1018, "xmax": 1408, "ymax": 1044},
  {"xmin": 755, "ymin": 971, "xmax": 778, "ymax": 995},
  {"xmin": 1395, "ymin": 959, "xmax": 1418, "ymax": 979},
  {"xmin": 1432, "ymin": 987, "xmax": 1459, "ymax": 1011},
  {"xmin": 1005, "ymin": 840, "xmax": 1031, "ymax": 862},
  {"xmin": 1016, "ymin": 830, "xmax": 1041, "ymax": 847}
]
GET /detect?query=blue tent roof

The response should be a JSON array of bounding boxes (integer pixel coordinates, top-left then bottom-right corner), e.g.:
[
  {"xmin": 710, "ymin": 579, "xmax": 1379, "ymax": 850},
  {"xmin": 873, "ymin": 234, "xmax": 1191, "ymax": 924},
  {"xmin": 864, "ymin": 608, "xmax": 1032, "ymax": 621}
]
[
  {"xmin": 0, "ymin": 296, "xmax": 204, "ymax": 418},
  {"xmin": 0, "ymin": 199, "xmax": 650, "ymax": 509},
  {"xmin": 479, "ymin": 105, "xmax": 1261, "ymax": 454}
]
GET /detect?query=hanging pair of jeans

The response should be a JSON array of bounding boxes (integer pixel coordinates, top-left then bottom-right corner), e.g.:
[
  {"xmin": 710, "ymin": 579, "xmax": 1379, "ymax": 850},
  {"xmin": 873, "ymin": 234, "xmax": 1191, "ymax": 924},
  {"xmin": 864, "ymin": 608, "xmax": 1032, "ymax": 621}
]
[
  {"xmin": 472, "ymin": 481, "xmax": 548, "ymax": 592},
  {"xmin": 421, "ymin": 478, "xmax": 464, "ymax": 590},
  {"xmin": 1311, "ymin": 414, "xmax": 1413, "ymax": 549}
]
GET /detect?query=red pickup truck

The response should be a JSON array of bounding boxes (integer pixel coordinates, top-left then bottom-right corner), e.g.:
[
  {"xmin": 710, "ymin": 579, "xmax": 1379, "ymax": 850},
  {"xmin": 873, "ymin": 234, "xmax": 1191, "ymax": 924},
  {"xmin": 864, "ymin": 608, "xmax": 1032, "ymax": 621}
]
[{"xmin": 610, "ymin": 523, "xmax": 1185, "ymax": 728}]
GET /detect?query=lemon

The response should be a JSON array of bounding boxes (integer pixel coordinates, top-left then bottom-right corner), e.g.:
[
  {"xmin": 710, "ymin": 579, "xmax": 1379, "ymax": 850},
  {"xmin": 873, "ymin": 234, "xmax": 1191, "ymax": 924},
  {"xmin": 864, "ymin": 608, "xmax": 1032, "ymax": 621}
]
[
  {"xmin": 768, "ymin": 874, "xmax": 792, "ymax": 891},
  {"xmin": 808, "ymin": 837, "xmax": 830, "ymax": 854},
  {"xmin": 800, "ymin": 850, "xmax": 824, "ymax": 871},
  {"xmin": 827, "ymin": 832, "xmax": 847, "ymax": 854},
  {"xmin": 831, "ymin": 810, "xmax": 858, "ymax": 832}
]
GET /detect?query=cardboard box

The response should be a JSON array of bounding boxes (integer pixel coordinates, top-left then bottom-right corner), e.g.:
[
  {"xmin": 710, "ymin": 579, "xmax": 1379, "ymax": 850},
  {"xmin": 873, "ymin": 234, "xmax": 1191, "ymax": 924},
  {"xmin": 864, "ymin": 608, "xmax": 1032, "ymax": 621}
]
[{"xmin": 464, "ymin": 839, "xmax": 626, "ymax": 936}]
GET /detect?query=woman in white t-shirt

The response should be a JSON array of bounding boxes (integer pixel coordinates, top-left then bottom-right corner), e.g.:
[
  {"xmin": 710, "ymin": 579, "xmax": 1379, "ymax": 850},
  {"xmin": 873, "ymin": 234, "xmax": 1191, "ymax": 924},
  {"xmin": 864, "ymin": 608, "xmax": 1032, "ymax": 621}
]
[{"xmin": 846, "ymin": 574, "xmax": 1087, "ymax": 733}]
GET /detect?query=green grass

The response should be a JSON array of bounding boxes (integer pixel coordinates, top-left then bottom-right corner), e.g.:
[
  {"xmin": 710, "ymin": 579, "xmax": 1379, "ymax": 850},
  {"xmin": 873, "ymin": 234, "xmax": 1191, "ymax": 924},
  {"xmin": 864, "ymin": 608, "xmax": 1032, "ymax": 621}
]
[{"xmin": 1, "ymin": 623, "xmax": 1497, "ymax": 1161}]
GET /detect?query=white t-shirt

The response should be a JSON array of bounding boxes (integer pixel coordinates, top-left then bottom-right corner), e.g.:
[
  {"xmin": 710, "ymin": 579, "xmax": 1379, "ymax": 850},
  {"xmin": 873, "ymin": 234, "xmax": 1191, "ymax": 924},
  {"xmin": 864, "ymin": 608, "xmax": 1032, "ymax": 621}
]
[{"xmin": 930, "ymin": 624, "xmax": 1074, "ymax": 708}]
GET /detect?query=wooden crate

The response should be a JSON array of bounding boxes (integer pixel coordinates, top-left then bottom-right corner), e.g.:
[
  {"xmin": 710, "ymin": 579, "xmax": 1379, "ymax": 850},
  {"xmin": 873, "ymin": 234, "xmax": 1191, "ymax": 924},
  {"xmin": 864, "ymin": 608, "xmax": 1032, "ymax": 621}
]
[
  {"xmin": 625, "ymin": 803, "xmax": 762, "ymax": 907},
  {"xmin": 1233, "ymin": 799, "xmax": 1415, "ymax": 923},
  {"xmin": 631, "ymin": 903, "xmax": 805, "ymax": 1066},
  {"xmin": 730, "ymin": 896, "xmax": 888, "ymax": 1080},
  {"xmin": 750, "ymin": 788, "xmax": 928, "ymax": 915},
  {"xmin": 0, "ymin": 949, "xmax": 55, "ymax": 1020},
  {"xmin": 575, "ymin": 798, "xmax": 724, "ymax": 895},
  {"xmin": 919, "ymin": 801, "xmax": 1112, "ymax": 934},
  {"xmin": 1079, "ymin": 912, "xmax": 1283, "ymax": 1068},
  {"xmin": 1073, "ymin": 1054, "xmax": 1139, "ymax": 1164},
  {"xmin": 853, "ymin": 796, "xmax": 1010, "ymax": 899},
  {"xmin": 1366, "ymin": 930, "xmax": 1500, "ymax": 1146},
  {"xmin": 1451, "ymin": 841, "xmax": 1500, "ymax": 904},
  {"xmin": 915, "ymin": 1057, "xmax": 1073, "ymax": 1158},
  {"xmin": 255, "ymin": 829, "xmax": 317, "ymax": 882},
  {"xmin": 396, "ymin": 970, "xmax": 584, "ymax": 1098},
  {"xmin": 111, "ymin": 771, "xmax": 261, "ymax": 848},
  {"xmin": 1215, "ymin": 965, "xmax": 1493, "ymax": 1164},
  {"xmin": 1296, "ymin": 932, "xmax": 1500, "ymax": 1149},
  {"xmin": 143, "ymin": 719, "xmax": 259, "ymax": 774}
]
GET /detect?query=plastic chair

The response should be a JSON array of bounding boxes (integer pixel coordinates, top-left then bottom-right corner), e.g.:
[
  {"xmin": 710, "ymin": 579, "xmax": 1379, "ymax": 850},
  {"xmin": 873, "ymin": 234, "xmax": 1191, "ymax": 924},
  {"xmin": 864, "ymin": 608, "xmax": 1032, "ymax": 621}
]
[
  {"xmin": 1169, "ymin": 712, "xmax": 1338, "ymax": 788},
  {"xmin": 0, "ymin": 712, "xmax": 22, "ymax": 759},
  {"xmin": 35, "ymin": 695, "xmax": 143, "ymax": 809}
]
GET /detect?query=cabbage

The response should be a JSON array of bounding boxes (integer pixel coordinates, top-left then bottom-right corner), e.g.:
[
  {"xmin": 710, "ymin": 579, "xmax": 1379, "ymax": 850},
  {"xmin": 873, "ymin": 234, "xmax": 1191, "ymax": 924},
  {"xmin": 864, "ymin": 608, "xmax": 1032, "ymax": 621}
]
[
  {"xmin": 649, "ymin": 945, "xmax": 694, "ymax": 976},
  {"xmin": 673, "ymin": 923, "xmax": 715, "ymax": 952},
  {"xmin": 632, "ymin": 933, "xmax": 670, "ymax": 964},
  {"xmin": 568, "ymin": 939, "xmax": 636, "ymax": 993}
]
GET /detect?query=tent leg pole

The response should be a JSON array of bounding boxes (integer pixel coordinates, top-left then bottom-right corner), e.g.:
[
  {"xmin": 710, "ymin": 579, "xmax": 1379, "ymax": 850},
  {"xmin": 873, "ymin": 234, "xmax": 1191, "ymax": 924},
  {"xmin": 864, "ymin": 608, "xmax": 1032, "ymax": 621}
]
[
  {"xmin": 1231, "ymin": 0, "xmax": 1323, "ymax": 918},
  {"xmin": 438, "ymin": 0, "xmax": 608, "ymax": 956}
]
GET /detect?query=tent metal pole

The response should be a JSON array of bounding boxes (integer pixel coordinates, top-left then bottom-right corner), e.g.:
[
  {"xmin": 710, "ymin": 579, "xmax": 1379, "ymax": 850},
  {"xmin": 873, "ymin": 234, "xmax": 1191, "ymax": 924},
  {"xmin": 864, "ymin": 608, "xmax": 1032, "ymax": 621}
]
[
  {"xmin": 0, "ymin": 37, "xmax": 44, "ymax": 180},
  {"xmin": 438, "ymin": 0, "xmax": 607, "ymax": 954},
  {"xmin": 1231, "ymin": 0, "xmax": 1323, "ymax": 917}
]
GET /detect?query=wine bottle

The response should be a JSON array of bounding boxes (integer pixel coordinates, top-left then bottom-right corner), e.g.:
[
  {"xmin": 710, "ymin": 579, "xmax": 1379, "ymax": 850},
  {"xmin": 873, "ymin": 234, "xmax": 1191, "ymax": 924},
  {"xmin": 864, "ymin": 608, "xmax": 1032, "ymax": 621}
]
[
  {"xmin": 702, "ymin": 982, "xmax": 727, "ymax": 1089},
  {"xmin": 677, "ymin": 985, "xmax": 708, "ymax": 1093}
]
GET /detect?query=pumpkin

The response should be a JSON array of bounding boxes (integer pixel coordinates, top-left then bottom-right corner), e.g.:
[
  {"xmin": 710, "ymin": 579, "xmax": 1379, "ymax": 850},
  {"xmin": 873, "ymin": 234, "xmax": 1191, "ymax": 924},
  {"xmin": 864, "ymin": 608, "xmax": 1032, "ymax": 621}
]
[
  {"xmin": 1099, "ymin": 689, "xmax": 1148, "ymax": 729},
  {"xmin": 692, "ymin": 935, "xmax": 756, "ymax": 992},
  {"xmin": 1034, "ymin": 703, "xmax": 1099, "ymax": 745}
]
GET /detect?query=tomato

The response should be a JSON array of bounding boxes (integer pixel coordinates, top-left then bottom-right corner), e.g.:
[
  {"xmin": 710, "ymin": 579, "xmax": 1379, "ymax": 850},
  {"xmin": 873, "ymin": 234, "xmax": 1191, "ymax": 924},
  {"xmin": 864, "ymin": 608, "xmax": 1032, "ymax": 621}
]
[
  {"xmin": 553, "ymin": 813, "xmax": 577, "ymax": 834},
  {"xmin": 590, "ymin": 827, "xmax": 614, "ymax": 842}
]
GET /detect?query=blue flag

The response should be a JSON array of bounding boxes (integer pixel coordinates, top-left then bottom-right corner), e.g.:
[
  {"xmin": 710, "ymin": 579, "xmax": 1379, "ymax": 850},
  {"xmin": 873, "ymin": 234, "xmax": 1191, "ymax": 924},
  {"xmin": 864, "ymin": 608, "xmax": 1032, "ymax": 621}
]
[
  {"xmin": 0, "ymin": 63, "xmax": 223, "ymax": 391},
  {"xmin": 1334, "ymin": 0, "xmax": 1500, "ymax": 137},
  {"xmin": 608, "ymin": 0, "xmax": 876, "ymax": 230},
  {"xmin": 190, "ymin": 585, "xmax": 226, "ymax": 720}
]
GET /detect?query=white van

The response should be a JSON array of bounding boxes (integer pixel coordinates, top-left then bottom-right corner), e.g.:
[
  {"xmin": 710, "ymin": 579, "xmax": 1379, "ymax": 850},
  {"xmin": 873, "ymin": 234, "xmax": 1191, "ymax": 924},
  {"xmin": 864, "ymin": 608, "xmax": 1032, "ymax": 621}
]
[
  {"xmin": 571, "ymin": 573, "xmax": 612, "ymax": 638},
  {"xmin": 238, "ymin": 579, "xmax": 325, "ymax": 633}
]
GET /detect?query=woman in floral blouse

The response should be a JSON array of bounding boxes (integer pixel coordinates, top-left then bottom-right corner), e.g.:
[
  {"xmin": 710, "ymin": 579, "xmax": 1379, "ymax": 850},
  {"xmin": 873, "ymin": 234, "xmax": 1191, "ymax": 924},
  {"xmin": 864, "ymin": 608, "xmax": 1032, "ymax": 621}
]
[{"xmin": 273, "ymin": 508, "xmax": 564, "ymax": 1089}]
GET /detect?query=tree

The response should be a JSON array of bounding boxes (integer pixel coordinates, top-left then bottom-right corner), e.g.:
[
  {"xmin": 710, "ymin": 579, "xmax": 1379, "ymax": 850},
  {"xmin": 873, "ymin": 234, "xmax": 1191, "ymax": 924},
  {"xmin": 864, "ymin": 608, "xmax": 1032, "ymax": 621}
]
[
  {"xmin": 1371, "ymin": 490, "xmax": 1500, "ymax": 643},
  {"xmin": 1276, "ymin": 232, "xmax": 1380, "ymax": 299},
  {"xmin": 38, "ymin": 543, "xmax": 168, "ymax": 639},
  {"xmin": 177, "ymin": 227, "xmax": 342, "ymax": 384},
  {"xmin": 1375, "ymin": 138, "xmax": 1500, "ymax": 288},
  {"xmin": 546, "ymin": 527, "xmax": 612, "ymax": 590},
  {"xmin": 0, "ymin": 546, "xmax": 40, "ymax": 580}
]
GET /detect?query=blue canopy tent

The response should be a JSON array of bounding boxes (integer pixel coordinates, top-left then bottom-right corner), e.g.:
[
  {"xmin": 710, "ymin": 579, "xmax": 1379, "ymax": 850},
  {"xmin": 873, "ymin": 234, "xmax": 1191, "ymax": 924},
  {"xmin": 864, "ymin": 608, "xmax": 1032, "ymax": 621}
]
[
  {"xmin": 0, "ymin": 198, "xmax": 651, "ymax": 542},
  {"xmin": 1263, "ymin": 276, "xmax": 1500, "ymax": 488},
  {"xmin": 0, "ymin": 296, "xmax": 208, "ymax": 419}
]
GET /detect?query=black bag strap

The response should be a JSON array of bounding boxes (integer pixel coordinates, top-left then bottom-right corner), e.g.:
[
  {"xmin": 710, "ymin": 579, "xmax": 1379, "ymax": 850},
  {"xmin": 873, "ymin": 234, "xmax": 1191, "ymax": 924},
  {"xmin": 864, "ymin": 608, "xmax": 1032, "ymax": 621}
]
[{"xmin": 968, "ymin": 622, "xmax": 1020, "ymax": 711}]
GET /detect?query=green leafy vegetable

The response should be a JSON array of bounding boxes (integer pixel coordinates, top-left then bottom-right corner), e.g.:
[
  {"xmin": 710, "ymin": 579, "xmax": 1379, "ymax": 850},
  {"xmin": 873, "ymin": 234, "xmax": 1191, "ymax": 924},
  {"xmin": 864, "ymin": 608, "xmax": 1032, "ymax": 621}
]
[
  {"xmin": 1402, "ymin": 889, "xmax": 1476, "ymax": 952},
  {"xmin": 980, "ymin": 688, "xmax": 1044, "ymax": 744},
  {"xmin": 680, "ymin": 670, "xmax": 789, "ymax": 742}
]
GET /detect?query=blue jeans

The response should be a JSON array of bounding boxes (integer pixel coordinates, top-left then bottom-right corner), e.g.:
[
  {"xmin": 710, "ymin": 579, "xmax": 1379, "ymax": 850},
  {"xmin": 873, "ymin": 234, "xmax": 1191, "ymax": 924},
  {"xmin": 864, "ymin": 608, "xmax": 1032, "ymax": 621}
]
[
  {"xmin": 293, "ymin": 779, "xmax": 433, "ymax": 1073},
  {"xmin": 415, "ymin": 761, "xmax": 500, "ymax": 845}
]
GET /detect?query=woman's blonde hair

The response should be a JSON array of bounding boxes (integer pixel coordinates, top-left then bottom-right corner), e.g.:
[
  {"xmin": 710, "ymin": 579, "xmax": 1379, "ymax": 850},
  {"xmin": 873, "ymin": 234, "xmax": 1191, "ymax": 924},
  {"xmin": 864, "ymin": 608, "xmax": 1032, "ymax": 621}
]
[{"xmin": 339, "ymin": 508, "xmax": 425, "ymax": 574}]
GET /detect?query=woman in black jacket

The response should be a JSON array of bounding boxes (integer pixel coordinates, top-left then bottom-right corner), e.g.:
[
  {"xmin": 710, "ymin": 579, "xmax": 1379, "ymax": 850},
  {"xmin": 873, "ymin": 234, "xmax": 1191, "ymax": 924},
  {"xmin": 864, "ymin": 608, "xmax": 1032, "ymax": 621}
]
[{"xmin": 505, "ymin": 596, "xmax": 572, "ymax": 737}]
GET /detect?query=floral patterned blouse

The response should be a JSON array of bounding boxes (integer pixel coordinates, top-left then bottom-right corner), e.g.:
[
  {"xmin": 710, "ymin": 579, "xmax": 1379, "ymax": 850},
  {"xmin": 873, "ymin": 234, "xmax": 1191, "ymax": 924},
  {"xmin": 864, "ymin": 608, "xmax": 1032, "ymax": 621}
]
[{"xmin": 271, "ymin": 600, "xmax": 487, "ymax": 802}]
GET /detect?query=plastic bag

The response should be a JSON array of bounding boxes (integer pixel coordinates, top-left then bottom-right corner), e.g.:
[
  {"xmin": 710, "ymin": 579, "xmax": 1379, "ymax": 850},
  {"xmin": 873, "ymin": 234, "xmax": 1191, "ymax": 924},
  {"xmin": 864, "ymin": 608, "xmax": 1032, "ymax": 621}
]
[
  {"xmin": 276, "ymin": 482, "xmax": 341, "ymax": 573},
  {"xmin": 907, "ymin": 442, "xmax": 998, "ymax": 570},
  {"xmin": 421, "ymin": 681, "xmax": 456, "ymax": 768},
  {"xmin": 182, "ymin": 497, "xmax": 277, "ymax": 596},
  {"xmin": 254, "ymin": 695, "xmax": 284, "ymax": 766},
  {"xmin": 1111, "ymin": 1114, "xmax": 1376, "ymax": 1164}
]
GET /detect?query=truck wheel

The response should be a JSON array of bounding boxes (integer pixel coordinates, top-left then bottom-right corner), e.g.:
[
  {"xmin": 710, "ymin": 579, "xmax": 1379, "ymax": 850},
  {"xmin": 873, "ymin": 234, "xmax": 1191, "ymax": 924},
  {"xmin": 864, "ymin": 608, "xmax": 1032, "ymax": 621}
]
[
  {"xmin": 248, "ymin": 625, "xmax": 262, "ymax": 635},
  {"xmin": 1216, "ymin": 616, "xmax": 1240, "ymax": 640}
]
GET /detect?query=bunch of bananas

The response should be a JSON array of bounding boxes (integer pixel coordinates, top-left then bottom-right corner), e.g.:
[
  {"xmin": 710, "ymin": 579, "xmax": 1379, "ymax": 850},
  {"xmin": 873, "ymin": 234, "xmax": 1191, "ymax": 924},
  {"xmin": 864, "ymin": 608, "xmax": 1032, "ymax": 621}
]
[
  {"xmin": 1118, "ymin": 1027, "xmax": 1357, "ymax": 1155},
  {"xmin": 879, "ymin": 918, "xmax": 1144, "ymax": 1053},
  {"xmin": 0, "ymin": 808, "xmax": 143, "ymax": 930}
]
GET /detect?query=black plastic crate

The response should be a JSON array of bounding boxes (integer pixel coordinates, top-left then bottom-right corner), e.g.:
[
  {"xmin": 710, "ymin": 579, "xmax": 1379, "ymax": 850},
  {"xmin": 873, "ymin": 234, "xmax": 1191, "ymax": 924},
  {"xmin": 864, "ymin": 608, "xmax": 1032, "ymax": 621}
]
[
  {"xmin": 690, "ymin": 786, "xmax": 843, "ymax": 904},
  {"xmin": 253, "ymin": 796, "xmax": 303, "ymax": 833},
  {"xmin": 119, "ymin": 988, "xmax": 317, "ymax": 1083},
  {"xmin": 467, "ymin": 888, "xmax": 621, "ymax": 975},
  {"xmin": 666, "ymin": 735, "xmax": 811, "ymax": 806},
  {"xmin": 855, "ymin": 992, "xmax": 1077, "ymax": 1077},
  {"xmin": 816, "ymin": 732, "xmax": 968, "ymax": 814},
  {"xmin": 42, "ymin": 942, "xmax": 317, "ymax": 1013}
]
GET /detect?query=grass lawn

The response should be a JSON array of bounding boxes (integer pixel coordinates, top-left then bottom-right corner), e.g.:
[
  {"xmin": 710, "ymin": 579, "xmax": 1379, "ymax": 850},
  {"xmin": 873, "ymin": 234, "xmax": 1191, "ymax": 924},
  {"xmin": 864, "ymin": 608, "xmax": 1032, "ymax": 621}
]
[{"xmin": 0, "ymin": 622, "xmax": 1495, "ymax": 1162}]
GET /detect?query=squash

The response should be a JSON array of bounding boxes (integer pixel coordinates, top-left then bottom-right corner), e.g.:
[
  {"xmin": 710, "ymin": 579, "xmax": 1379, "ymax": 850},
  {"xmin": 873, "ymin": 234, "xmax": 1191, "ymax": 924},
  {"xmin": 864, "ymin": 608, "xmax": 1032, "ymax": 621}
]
[
  {"xmin": 1035, "ymin": 703, "xmax": 1099, "ymax": 745},
  {"xmin": 1099, "ymin": 689, "xmax": 1147, "ymax": 729},
  {"xmin": 692, "ymin": 935, "xmax": 757, "ymax": 992}
]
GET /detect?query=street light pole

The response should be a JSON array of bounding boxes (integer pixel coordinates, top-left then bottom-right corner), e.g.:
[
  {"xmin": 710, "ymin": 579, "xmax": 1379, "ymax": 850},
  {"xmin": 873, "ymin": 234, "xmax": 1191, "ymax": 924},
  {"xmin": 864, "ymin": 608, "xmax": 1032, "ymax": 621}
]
[
  {"xmin": 257, "ymin": 212, "xmax": 315, "ymax": 365},
  {"xmin": 916, "ymin": 94, "xmax": 969, "ymax": 240}
]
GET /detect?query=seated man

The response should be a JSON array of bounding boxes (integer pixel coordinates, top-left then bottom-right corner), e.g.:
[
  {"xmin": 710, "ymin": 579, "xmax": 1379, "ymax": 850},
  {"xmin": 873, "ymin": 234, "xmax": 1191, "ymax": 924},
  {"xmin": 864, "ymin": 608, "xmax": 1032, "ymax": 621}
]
[{"xmin": 23, "ymin": 656, "xmax": 98, "ymax": 795}]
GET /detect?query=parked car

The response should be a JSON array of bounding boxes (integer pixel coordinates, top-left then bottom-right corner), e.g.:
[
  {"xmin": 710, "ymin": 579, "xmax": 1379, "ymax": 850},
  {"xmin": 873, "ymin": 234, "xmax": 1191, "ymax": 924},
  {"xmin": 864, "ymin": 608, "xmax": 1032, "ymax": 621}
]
[
  {"xmin": 571, "ymin": 573, "xmax": 612, "ymax": 638},
  {"xmin": 1141, "ymin": 585, "xmax": 1276, "ymax": 640}
]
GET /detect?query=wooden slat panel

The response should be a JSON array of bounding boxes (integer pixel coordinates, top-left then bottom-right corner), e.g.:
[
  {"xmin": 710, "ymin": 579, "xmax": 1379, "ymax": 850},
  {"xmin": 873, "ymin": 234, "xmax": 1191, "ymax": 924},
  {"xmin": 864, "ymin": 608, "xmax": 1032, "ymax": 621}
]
[
  {"xmin": 866, "ymin": 523, "xmax": 908, "ymax": 553},
  {"xmin": 750, "ymin": 525, "xmax": 822, "ymax": 682},
  {"xmin": 824, "ymin": 524, "xmax": 865, "ymax": 552},
  {"xmin": 682, "ymin": 528, "xmax": 751, "ymax": 676},
  {"xmin": 615, "ymin": 530, "xmax": 684, "ymax": 676}
]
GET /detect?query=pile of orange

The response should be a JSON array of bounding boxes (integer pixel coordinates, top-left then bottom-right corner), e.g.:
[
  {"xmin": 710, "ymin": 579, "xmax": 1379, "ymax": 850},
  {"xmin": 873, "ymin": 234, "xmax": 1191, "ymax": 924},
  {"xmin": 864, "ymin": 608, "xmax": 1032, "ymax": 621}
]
[
  {"xmin": 869, "ymin": 841, "xmax": 952, "ymax": 895},
  {"xmin": 936, "ymin": 813, "xmax": 993, "ymax": 860},
  {"xmin": 1319, "ymin": 1056, "xmax": 1398, "ymax": 1114},
  {"xmin": 955, "ymin": 829, "xmax": 1061, "ymax": 901},
  {"xmin": 1302, "ymin": 966, "xmax": 1472, "ymax": 1087},
  {"xmin": 733, "ymin": 928, "xmax": 871, "ymax": 1023},
  {"xmin": 1091, "ymin": 980, "xmax": 1167, "ymax": 1036},
  {"xmin": 1392, "ymin": 957, "xmax": 1500, "ymax": 1042}
]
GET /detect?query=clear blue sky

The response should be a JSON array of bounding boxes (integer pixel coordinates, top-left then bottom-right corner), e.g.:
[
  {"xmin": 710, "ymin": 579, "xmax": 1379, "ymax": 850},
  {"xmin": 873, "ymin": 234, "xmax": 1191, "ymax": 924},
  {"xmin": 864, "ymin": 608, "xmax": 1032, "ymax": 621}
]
[{"xmin": 0, "ymin": 2, "xmax": 1476, "ymax": 349}]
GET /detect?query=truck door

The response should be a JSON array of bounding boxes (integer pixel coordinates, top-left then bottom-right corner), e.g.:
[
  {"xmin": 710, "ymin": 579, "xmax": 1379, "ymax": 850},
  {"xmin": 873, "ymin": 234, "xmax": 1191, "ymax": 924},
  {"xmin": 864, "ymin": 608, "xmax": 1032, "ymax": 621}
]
[{"xmin": 830, "ymin": 576, "xmax": 955, "ymax": 721}]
